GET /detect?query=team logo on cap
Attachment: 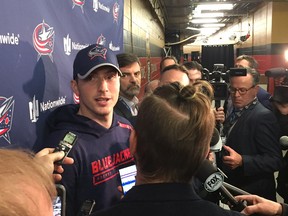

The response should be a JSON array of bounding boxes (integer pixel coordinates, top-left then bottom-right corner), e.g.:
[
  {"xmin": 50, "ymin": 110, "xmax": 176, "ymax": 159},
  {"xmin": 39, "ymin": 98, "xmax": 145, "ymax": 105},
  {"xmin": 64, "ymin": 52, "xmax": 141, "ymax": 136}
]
[
  {"xmin": 72, "ymin": 0, "xmax": 85, "ymax": 13},
  {"xmin": 33, "ymin": 20, "xmax": 55, "ymax": 62},
  {"xmin": 113, "ymin": 2, "xmax": 120, "ymax": 23},
  {"xmin": 88, "ymin": 45, "xmax": 107, "ymax": 60},
  {"xmin": 0, "ymin": 96, "xmax": 14, "ymax": 144}
]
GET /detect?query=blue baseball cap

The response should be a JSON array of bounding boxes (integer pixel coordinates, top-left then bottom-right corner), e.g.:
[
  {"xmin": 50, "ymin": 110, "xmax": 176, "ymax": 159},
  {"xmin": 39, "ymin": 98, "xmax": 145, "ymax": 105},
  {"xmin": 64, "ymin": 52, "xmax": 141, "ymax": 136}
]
[{"xmin": 73, "ymin": 44, "xmax": 122, "ymax": 79}]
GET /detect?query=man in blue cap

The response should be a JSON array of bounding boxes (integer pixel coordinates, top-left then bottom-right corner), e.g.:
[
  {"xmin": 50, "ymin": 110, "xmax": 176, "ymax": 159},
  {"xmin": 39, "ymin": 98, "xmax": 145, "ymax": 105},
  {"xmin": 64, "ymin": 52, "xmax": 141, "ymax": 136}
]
[{"xmin": 38, "ymin": 44, "xmax": 134, "ymax": 216}]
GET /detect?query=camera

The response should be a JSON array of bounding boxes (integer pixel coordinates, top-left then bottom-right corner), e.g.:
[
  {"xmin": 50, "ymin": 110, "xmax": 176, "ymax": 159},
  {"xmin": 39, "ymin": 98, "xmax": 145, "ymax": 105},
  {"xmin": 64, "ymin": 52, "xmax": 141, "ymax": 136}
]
[
  {"xmin": 203, "ymin": 64, "xmax": 229, "ymax": 102},
  {"xmin": 203, "ymin": 65, "xmax": 248, "ymax": 103}
]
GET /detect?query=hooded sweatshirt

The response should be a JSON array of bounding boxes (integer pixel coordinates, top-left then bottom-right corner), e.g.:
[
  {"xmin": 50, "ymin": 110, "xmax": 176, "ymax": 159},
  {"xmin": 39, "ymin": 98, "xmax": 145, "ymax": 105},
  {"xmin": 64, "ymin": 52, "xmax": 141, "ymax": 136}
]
[{"xmin": 41, "ymin": 104, "xmax": 133, "ymax": 216}]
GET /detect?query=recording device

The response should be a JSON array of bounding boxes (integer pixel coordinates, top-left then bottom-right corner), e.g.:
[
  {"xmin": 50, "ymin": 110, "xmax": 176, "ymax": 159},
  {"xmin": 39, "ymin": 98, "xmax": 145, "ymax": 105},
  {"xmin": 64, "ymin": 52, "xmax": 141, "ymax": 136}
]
[
  {"xmin": 196, "ymin": 159, "xmax": 247, "ymax": 212},
  {"xmin": 210, "ymin": 128, "xmax": 222, "ymax": 152},
  {"xmin": 228, "ymin": 68, "xmax": 247, "ymax": 77},
  {"xmin": 207, "ymin": 64, "xmax": 229, "ymax": 102},
  {"xmin": 53, "ymin": 132, "xmax": 77, "ymax": 164},
  {"xmin": 53, "ymin": 184, "xmax": 66, "ymax": 216},
  {"xmin": 280, "ymin": 136, "xmax": 288, "ymax": 150},
  {"xmin": 77, "ymin": 200, "xmax": 96, "ymax": 216},
  {"xmin": 119, "ymin": 164, "xmax": 137, "ymax": 195},
  {"xmin": 265, "ymin": 67, "xmax": 288, "ymax": 78}
]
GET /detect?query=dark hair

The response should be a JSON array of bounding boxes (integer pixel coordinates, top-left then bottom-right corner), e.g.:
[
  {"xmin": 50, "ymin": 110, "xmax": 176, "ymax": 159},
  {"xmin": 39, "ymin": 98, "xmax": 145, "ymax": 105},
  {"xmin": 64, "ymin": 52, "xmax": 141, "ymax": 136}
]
[
  {"xmin": 116, "ymin": 53, "xmax": 140, "ymax": 68},
  {"xmin": 160, "ymin": 56, "xmax": 178, "ymax": 71},
  {"xmin": 236, "ymin": 55, "xmax": 258, "ymax": 69},
  {"xmin": 183, "ymin": 61, "xmax": 203, "ymax": 71},
  {"xmin": 135, "ymin": 82, "xmax": 214, "ymax": 182},
  {"xmin": 160, "ymin": 64, "xmax": 188, "ymax": 76}
]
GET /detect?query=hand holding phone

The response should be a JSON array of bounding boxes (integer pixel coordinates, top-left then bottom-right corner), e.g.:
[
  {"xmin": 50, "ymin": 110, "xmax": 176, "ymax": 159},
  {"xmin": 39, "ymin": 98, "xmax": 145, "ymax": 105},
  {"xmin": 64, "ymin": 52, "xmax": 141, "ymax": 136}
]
[{"xmin": 53, "ymin": 132, "xmax": 77, "ymax": 164}]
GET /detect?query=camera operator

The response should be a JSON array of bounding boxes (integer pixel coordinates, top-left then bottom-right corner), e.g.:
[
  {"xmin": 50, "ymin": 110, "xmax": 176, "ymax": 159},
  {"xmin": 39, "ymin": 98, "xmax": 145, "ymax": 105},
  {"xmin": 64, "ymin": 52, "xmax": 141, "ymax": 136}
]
[
  {"xmin": 270, "ymin": 85, "xmax": 288, "ymax": 203},
  {"xmin": 225, "ymin": 55, "xmax": 272, "ymax": 117},
  {"xmin": 220, "ymin": 67, "xmax": 283, "ymax": 201}
]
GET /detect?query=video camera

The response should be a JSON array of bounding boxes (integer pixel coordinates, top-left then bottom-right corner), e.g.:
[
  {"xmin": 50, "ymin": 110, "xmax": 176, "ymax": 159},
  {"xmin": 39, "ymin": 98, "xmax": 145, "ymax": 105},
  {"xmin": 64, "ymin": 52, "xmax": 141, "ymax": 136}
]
[
  {"xmin": 203, "ymin": 64, "xmax": 247, "ymax": 104},
  {"xmin": 265, "ymin": 67, "xmax": 288, "ymax": 85}
]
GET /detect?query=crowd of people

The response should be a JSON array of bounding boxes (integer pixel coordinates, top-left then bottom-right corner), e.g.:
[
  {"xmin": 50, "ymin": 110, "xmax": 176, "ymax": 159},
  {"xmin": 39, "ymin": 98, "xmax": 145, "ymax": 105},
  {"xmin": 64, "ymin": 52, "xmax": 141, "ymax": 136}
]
[{"xmin": 1, "ymin": 44, "xmax": 288, "ymax": 216}]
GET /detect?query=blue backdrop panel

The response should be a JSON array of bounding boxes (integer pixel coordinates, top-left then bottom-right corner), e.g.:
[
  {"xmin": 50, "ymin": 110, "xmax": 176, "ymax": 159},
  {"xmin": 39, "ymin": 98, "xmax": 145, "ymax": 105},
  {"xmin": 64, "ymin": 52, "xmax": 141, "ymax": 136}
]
[{"xmin": 0, "ymin": 0, "xmax": 123, "ymax": 149}]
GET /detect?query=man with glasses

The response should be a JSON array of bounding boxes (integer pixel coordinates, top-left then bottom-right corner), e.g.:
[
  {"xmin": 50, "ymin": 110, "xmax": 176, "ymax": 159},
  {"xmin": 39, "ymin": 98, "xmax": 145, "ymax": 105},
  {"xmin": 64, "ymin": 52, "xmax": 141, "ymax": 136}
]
[
  {"xmin": 235, "ymin": 55, "xmax": 272, "ymax": 110},
  {"xmin": 220, "ymin": 67, "xmax": 283, "ymax": 201}
]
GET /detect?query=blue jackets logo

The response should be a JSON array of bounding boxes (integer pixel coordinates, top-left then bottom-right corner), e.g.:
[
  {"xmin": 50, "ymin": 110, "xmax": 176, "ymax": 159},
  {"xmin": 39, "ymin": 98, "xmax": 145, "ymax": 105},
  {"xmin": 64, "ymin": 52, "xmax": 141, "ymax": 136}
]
[
  {"xmin": 113, "ymin": 2, "xmax": 120, "ymax": 23},
  {"xmin": 33, "ymin": 20, "xmax": 55, "ymax": 62},
  {"xmin": 72, "ymin": 0, "xmax": 85, "ymax": 13},
  {"xmin": 0, "ymin": 96, "xmax": 14, "ymax": 144}
]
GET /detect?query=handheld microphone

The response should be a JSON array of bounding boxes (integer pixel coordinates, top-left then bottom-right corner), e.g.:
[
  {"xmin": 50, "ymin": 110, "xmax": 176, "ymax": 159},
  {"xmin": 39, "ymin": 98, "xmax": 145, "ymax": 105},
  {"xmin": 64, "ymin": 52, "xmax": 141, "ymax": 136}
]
[
  {"xmin": 196, "ymin": 160, "xmax": 246, "ymax": 212},
  {"xmin": 265, "ymin": 68, "xmax": 288, "ymax": 78},
  {"xmin": 210, "ymin": 128, "xmax": 222, "ymax": 152},
  {"xmin": 280, "ymin": 136, "xmax": 288, "ymax": 150}
]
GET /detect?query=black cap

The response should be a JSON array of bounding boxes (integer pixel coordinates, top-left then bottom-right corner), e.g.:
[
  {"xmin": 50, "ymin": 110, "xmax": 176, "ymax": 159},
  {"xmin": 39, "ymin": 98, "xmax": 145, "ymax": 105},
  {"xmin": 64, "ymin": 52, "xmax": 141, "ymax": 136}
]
[{"xmin": 73, "ymin": 44, "xmax": 122, "ymax": 79}]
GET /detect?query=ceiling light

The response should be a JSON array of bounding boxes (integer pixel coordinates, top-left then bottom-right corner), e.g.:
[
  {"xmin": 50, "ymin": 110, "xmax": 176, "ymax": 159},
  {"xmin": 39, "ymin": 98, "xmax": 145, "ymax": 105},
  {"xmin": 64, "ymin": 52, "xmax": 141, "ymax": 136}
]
[
  {"xmin": 193, "ymin": 12, "xmax": 224, "ymax": 18},
  {"xmin": 186, "ymin": 27, "xmax": 201, "ymax": 32},
  {"xmin": 191, "ymin": 18, "xmax": 218, "ymax": 24},
  {"xmin": 195, "ymin": 4, "xmax": 234, "ymax": 11},
  {"xmin": 202, "ymin": 23, "xmax": 226, "ymax": 27}
]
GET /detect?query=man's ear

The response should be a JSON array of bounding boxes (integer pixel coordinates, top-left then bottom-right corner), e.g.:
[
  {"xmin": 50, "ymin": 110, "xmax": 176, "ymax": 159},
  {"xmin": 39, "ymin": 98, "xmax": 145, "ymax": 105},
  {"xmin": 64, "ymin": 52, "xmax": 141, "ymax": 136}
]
[
  {"xmin": 129, "ymin": 129, "xmax": 137, "ymax": 156},
  {"xmin": 70, "ymin": 80, "xmax": 79, "ymax": 96}
]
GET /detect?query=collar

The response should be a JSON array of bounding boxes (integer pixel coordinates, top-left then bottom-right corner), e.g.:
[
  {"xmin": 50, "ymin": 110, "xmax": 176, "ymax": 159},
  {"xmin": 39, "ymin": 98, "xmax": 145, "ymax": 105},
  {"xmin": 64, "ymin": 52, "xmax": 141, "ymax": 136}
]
[
  {"xmin": 233, "ymin": 97, "xmax": 258, "ymax": 111},
  {"xmin": 120, "ymin": 96, "xmax": 139, "ymax": 108},
  {"xmin": 121, "ymin": 183, "xmax": 200, "ymax": 202}
]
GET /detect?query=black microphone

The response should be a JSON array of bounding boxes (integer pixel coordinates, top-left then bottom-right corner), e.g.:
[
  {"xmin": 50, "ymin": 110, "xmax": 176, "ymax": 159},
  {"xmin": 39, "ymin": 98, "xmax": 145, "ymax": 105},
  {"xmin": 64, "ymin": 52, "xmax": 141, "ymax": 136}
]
[
  {"xmin": 265, "ymin": 68, "xmax": 288, "ymax": 77},
  {"xmin": 280, "ymin": 136, "xmax": 288, "ymax": 150},
  {"xmin": 196, "ymin": 159, "xmax": 246, "ymax": 212}
]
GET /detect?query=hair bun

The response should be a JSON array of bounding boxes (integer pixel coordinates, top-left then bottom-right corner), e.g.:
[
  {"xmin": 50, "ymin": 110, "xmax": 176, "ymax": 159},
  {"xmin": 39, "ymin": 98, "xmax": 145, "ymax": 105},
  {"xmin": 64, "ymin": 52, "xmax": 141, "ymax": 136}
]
[{"xmin": 179, "ymin": 86, "xmax": 197, "ymax": 101}]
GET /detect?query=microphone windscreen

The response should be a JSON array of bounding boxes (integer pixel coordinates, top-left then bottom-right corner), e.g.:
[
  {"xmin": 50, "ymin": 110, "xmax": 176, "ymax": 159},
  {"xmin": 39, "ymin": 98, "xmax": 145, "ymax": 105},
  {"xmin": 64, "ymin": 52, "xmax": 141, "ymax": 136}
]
[
  {"xmin": 195, "ymin": 159, "xmax": 217, "ymax": 182},
  {"xmin": 210, "ymin": 128, "xmax": 222, "ymax": 152},
  {"xmin": 280, "ymin": 136, "xmax": 288, "ymax": 150},
  {"xmin": 265, "ymin": 68, "xmax": 287, "ymax": 77}
]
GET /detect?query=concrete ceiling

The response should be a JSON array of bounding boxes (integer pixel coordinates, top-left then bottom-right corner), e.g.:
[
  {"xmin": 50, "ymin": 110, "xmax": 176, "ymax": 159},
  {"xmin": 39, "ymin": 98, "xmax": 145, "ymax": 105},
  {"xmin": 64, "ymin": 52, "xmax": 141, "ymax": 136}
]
[{"xmin": 156, "ymin": 0, "xmax": 267, "ymax": 44}]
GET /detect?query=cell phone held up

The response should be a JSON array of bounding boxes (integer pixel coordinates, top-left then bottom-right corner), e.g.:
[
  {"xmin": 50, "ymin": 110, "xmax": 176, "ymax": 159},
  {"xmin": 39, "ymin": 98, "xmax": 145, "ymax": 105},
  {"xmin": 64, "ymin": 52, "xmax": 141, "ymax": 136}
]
[{"xmin": 53, "ymin": 132, "xmax": 77, "ymax": 164}]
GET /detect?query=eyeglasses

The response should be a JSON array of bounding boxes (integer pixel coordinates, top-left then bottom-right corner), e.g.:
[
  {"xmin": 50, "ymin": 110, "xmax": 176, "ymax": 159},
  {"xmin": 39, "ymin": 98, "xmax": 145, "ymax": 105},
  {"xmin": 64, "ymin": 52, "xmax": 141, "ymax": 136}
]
[{"xmin": 228, "ymin": 85, "xmax": 255, "ymax": 95}]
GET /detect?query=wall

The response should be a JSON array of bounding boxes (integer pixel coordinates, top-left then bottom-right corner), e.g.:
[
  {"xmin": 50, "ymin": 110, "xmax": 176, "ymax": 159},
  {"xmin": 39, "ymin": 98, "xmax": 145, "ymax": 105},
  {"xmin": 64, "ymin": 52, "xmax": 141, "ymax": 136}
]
[
  {"xmin": 0, "ymin": 0, "xmax": 124, "ymax": 149},
  {"xmin": 123, "ymin": 0, "xmax": 165, "ymax": 98}
]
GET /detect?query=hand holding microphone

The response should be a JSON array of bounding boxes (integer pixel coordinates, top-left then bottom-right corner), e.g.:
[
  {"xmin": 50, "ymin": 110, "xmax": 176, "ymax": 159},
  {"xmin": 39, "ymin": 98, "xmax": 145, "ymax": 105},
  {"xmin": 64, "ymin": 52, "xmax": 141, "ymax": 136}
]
[{"xmin": 196, "ymin": 159, "xmax": 247, "ymax": 212}]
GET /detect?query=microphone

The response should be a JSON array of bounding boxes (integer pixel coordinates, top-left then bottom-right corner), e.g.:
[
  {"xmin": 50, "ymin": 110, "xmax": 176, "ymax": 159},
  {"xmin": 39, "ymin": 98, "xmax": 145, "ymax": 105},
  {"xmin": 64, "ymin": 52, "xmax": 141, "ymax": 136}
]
[
  {"xmin": 280, "ymin": 136, "xmax": 288, "ymax": 150},
  {"xmin": 210, "ymin": 128, "xmax": 222, "ymax": 152},
  {"xmin": 195, "ymin": 159, "xmax": 246, "ymax": 212},
  {"xmin": 265, "ymin": 68, "xmax": 288, "ymax": 77}
]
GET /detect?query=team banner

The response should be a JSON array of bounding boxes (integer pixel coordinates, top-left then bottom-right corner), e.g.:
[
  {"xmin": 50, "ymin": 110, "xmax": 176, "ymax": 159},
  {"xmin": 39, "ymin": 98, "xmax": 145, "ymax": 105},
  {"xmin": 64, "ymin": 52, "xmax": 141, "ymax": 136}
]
[{"xmin": 0, "ymin": 0, "xmax": 123, "ymax": 149}]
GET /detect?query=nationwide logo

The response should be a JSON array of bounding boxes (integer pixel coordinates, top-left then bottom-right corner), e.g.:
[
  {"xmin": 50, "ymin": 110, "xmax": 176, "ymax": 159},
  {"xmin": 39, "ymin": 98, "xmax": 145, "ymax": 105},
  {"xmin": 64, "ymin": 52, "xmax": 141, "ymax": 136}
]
[
  {"xmin": 28, "ymin": 96, "xmax": 39, "ymax": 123},
  {"xmin": 93, "ymin": 0, "xmax": 110, "ymax": 13},
  {"xmin": 109, "ymin": 41, "xmax": 120, "ymax": 51},
  {"xmin": 113, "ymin": 2, "xmax": 120, "ymax": 23},
  {"xmin": 72, "ymin": 0, "xmax": 85, "ymax": 13},
  {"xmin": 28, "ymin": 95, "xmax": 66, "ymax": 123},
  {"xmin": 0, "ymin": 96, "xmax": 14, "ymax": 144},
  {"xmin": 0, "ymin": 33, "xmax": 20, "ymax": 45},
  {"xmin": 63, "ymin": 34, "xmax": 90, "ymax": 56},
  {"xmin": 96, "ymin": 34, "xmax": 106, "ymax": 46},
  {"xmin": 33, "ymin": 20, "xmax": 55, "ymax": 62},
  {"xmin": 93, "ymin": 0, "xmax": 98, "ymax": 12}
]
